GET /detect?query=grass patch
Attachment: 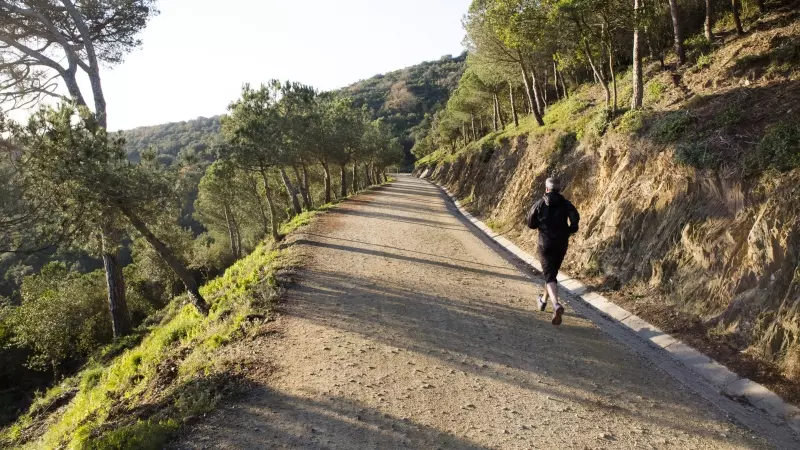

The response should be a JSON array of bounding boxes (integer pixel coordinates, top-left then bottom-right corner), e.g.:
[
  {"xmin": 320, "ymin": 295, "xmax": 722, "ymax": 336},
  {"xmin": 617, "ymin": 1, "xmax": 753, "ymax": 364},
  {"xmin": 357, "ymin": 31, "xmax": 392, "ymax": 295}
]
[
  {"xmin": 650, "ymin": 110, "xmax": 692, "ymax": 144},
  {"xmin": 617, "ymin": 108, "xmax": 650, "ymax": 135},
  {"xmin": 675, "ymin": 139, "xmax": 719, "ymax": 169},
  {"xmin": 0, "ymin": 202, "xmax": 323, "ymax": 449},
  {"xmin": 713, "ymin": 107, "xmax": 742, "ymax": 128},
  {"xmin": 645, "ymin": 80, "xmax": 666, "ymax": 103},
  {"xmin": 746, "ymin": 123, "xmax": 800, "ymax": 174},
  {"xmin": 686, "ymin": 34, "xmax": 713, "ymax": 65}
]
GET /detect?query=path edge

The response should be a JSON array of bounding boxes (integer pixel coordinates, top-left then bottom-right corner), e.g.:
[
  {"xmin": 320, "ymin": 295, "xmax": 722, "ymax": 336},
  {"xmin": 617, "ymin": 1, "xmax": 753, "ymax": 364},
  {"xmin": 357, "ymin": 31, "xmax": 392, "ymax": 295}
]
[{"xmin": 424, "ymin": 178, "xmax": 800, "ymax": 436}]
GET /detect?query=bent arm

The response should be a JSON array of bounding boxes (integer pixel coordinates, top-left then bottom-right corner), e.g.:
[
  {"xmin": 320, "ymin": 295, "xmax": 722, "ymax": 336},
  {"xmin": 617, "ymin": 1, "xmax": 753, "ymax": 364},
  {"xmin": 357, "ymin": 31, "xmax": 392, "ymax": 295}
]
[
  {"xmin": 526, "ymin": 203, "xmax": 540, "ymax": 229},
  {"xmin": 567, "ymin": 203, "xmax": 580, "ymax": 235}
]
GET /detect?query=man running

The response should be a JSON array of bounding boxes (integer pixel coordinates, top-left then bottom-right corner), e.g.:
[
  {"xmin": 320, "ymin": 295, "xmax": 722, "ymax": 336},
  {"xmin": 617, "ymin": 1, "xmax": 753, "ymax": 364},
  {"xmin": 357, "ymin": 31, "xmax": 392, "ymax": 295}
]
[{"xmin": 526, "ymin": 178, "xmax": 580, "ymax": 325}]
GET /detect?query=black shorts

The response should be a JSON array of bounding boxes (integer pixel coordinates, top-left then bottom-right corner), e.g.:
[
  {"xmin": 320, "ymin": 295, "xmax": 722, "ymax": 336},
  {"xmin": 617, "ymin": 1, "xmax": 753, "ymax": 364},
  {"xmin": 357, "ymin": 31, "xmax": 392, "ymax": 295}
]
[{"xmin": 537, "ymin": 244, "xmax": 568, "ymax": 283}]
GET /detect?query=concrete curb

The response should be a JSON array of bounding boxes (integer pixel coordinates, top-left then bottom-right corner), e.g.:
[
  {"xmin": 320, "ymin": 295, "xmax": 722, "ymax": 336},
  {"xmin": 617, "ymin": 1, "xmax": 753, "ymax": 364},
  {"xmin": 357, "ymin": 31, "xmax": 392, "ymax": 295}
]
[{"xmin": 429, "ymin": 180, "xmax": 800, "ymax": 435}]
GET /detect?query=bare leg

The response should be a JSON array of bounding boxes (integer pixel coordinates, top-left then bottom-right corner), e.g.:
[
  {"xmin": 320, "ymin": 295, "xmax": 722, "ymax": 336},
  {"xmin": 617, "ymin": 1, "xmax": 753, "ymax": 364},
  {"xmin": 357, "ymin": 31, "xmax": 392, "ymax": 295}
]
[
  {"xmin": 546, "ymin": 281, "xmax": 560, "ymax": 309},
  {"xmin": 541, "ymin": 282, "xmax": 550, "ymax": 302}
]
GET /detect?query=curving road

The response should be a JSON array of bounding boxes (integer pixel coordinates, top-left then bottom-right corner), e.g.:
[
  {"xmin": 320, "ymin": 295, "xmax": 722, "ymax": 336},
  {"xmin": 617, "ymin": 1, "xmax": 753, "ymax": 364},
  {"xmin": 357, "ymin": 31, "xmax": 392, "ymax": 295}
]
[{"xmin": 176, "ymin": 175, "xmax": 768, "ymax": 449}]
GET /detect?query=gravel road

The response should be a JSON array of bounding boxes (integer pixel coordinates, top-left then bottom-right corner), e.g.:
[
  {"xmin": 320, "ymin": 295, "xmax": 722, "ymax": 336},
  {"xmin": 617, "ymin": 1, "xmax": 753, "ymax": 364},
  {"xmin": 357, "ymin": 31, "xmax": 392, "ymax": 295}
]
[{"xmin": 175, "ymin": 175, "xmax": 769, "ymax": 449}]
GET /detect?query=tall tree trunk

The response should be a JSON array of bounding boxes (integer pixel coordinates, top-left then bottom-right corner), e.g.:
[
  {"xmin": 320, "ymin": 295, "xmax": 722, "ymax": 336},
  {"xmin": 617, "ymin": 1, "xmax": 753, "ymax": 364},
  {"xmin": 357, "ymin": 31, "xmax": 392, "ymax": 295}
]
[
  {"xmin": 340, "ymin": 163, "xmax": 348, "ymax": 198},
  {"xmin": 731, "ymin": 0, "xmax": 745, "ymax": 35},
  {"xmin": 494, "ymin": 93, "xmax": 506, "ymax": 129},
  {"xmin": 583, "ymin": 40, "xmax": 611, "ymax": 109},
  {"xmin": 553, "ymin": 60, "xmax": 561, "ymax": 101},
  {"xmin": 542, "ymin": 68, "xmax": 549, "ymax": 105},
  {"xmin": 259, "ymin": 169, "xmax": 281, "ymax": 242},
  {"xmin": 519, "ymin": 59, "xmax": 545, "ymax": 126},
  {"xmin": 509, "ymin": 83, "xmax": 519, "ymax": 127},
  {"xmin": 100, "ymin": 227, "xmax": 131, "ymax": 338},
  {"xmin": 530, "ymin": 69, "xmax": 546, "ymax": 115},
  {"xmin": 705, "ymin": 0, "xmax": 715, "ymax": 40},
  {"xmin": 605, "ymin": 33, "xmax": 618, "ymax": 116},
  {"xmin": 365, "ymin": 163, "xmax": 373, "ymax": 186},
  {"xmin": 632, "ymin": 0, "xmax": 644, "ymax": 109},
  {"xmin": 119, "ymin": 207, "xmax": 210, "ymax": 315},
  {"xmin": 321, "ymin": 161, "xmax": 332, "ymax": 204},
  {"xmin": 352, "ymin": 162, "xmax": 359, "ymax": 193},
  {"xmin": 492, "ymin": 97, "xmax": 498, "ymax": 132},
  {"xmin": 668, "ymin": 0, "xmax": 686, "ymax": 66},
  {"xmin": 470, "ymin": 114, "xmax": 477, "ymax": 140},
  {"xmin": 279, "ymin": 167, "xmax": 302, "ymax": 215},
  {"xmin": 233, "ymin": 215, "xmax": 242, "ymax": 259},
  {"xmin": 223, "ymin": 204, "xmax": 238, "ymax": 258},
  {"xmin": 559, "ymin": 70, "xmax": 569, "ymax": 99},
  {"xmin": 300, "ymin": 164, "xmax": 313, "ymax": 208},
  {"xmin": 293, "ymin": 165, "xmax": 311, "ymax": 210}
]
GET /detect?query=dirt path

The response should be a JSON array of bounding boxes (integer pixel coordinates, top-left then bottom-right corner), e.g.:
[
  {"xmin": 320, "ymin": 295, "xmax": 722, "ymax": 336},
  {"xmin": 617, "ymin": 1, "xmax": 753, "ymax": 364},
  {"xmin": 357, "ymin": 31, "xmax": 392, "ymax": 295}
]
[{"xmin": 175, "ymin": 176, "xmax": 768, "ymax": 449}]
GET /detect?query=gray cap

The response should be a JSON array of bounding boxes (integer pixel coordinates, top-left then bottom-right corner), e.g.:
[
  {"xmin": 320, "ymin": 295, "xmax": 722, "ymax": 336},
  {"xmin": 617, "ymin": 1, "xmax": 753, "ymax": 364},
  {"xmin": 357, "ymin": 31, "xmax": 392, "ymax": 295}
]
[{"xmin": 545, "ymin": 177, "xmax": 561, "ymax": 192}]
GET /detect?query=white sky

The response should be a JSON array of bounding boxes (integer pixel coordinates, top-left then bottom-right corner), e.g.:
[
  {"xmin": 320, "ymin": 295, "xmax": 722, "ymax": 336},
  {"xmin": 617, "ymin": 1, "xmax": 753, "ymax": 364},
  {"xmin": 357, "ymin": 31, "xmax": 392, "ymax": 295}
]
[{"xmin": 85, "ymin": 0, "xmax": 470, "ymax": 131}]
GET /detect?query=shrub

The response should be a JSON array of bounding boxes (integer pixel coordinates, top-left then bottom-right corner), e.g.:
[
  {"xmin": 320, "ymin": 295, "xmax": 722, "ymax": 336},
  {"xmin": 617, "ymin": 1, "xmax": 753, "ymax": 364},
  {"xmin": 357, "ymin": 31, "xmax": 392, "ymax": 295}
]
[
  {"xmin": 554, "ymin": 132, "xmax": 578, "ymax": 157},
  {"xmin": 675, "ymin": 140, "xmax": 719, "ymax": 169},
  {"xmin": 746, "ymin": 123, "xmax": 800, "ymax": 174},
  {"xmin": 651, "ymin": 110, "xmax": 692, "ymax": 144},
  {"xmin": 696, "ymin": 54, "xmax": 713, "ymax": 69},
  {"xmin": 582, "ymin": 109, "xmax": 611, "ymax": 140},
  {"xmin": 618, "ymin": 109, "xmax": 649, "ymax": 135},
  {"xmin": 686, "ymin": 35, "xmax": 713, "ymax": 63},
  {"xmin": 714, "ymin": 107, "xmax": 742, "ymax": 128},
  {"xmin": 8, "ymin": 263, "xmax": 113, "ymax": 373},
  {"xmin": 645, "ymin": 81, "xmax": 666, "ymax": 103}
]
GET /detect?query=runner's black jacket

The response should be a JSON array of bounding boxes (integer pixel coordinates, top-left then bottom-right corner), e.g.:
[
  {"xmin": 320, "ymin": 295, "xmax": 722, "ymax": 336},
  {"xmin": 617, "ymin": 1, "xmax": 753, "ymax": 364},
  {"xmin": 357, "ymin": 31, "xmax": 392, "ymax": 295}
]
[{"xmin": 526, "ymin": 192, "xmax": 580, "ymax": 249}]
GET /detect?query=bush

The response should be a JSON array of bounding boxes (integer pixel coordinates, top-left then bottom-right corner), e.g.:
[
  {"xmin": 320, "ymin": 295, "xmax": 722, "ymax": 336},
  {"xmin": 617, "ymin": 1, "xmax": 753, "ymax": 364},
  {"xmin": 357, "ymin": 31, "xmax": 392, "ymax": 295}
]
[
  {"xmin": 651, "ymin": 110, "xmax": 692, "ymax": 144},
  {"xmin": 646, "ymin": 81, "xmax": 666, "ymax": 103},
  {"xmin": 675, "ymin": 140, "xmax": 719, "ymax": 169},
  {"xmin": 746, "ymin": 123, "xmax": 800, "ymax": 173},
  {"xmin": 713, "ymin": 107, "xmax": 742, "ymax": 128},
  {"xmin": 696, "ymin": 54, "xmax": 713, "ymax": 69},
  {"xmin": 618, "ymin": 109, "xmax": 649, "ymax": 135},
  {"xmin": 582, "ymin": 109, "xmax": 611, "ymax": 140},
  {"xmin": 8, "ymin": 263, "xmax": 113, "ymax": 373},
  {"xmin": 686, "ymin": 35, "xmax": 713, "ymax": 63},
  {"xmin": 553, "ymin": 132, "xmax": 578, "ymax": 158}
]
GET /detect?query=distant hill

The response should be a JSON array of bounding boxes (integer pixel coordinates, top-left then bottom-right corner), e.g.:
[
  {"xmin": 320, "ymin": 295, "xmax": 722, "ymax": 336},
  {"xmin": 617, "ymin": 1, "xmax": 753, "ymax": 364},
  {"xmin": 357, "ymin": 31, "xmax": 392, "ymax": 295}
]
[
  {"xmin": 120, "ymin": 54, "xmax": 466, "ymax": 169},
  {"xmin": 122, "ymin": 116, "xmax": 222, "ymax": 166},
  {"xmin": 341, "ymin": 53, "xmax": 467, "ymax": 167}
]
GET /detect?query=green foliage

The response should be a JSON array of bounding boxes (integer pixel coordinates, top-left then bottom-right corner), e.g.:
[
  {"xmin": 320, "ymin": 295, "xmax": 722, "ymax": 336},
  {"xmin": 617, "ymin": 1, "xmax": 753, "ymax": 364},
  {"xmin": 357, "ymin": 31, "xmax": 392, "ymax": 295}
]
[
  {"xmin": 675, "ymin": 140, "xmax": 719, "ymax": 169},
  {"xmin": 746, "ymin": 123, "xmax": 800, "ymax": 174},
  {"xmin": 617, "ymin": 108, "xmax": 650, "ymax": 135},
  {"xmin": 123, "ymin": 117, "xmax": 221, "ymax": 165},
  {"xmin": 714, "ymin": 107, "xmax": 742, "ymax": 128},
  {"xmin": 584, "ymin": 109, "xmax": 612, "ymax": 140},
  {"xmin": 645, "ymin": 81, "xmax": 666, "ymax": 103},
  {"xmin": 650, "ymin": 111, "xmax": 692, "ymax": 144},
  {"xmin": 82, "ymin": 419, "xmax": 179, "ymax": 450},
  {"xmin": 685, "ymin": 35, "xmax": 713, "ymax": 64},
  {"xmin": 8, "ymin": 263, "xmax": 112, "ymax": 373},
  {"xmin": 696, "ymin": 54, "xmax": 713, "ymax": 69}
]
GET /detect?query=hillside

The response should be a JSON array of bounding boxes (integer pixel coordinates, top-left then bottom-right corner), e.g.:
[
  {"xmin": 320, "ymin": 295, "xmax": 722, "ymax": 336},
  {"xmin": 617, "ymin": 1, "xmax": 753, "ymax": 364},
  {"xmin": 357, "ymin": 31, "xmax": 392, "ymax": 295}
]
[
  {"xmin": 120, "ymin": 55, "xmax": 466, "ymax": 170},
  {"xmin": 416, "ymin": 6, "xmax": 800, "ymax": 403},
  {"xmin": 339, "ymin": 53, "xmax": 467, "ymax": 167},
  {"xmin": 122, "ymin": 116, "xmax": 222, "ymax": 166}
]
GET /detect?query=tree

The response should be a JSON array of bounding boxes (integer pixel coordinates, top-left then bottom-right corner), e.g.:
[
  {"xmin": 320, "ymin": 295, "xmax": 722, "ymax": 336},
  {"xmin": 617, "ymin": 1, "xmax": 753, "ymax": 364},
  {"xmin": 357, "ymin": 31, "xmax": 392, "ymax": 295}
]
[
  {"xmin": 705, "ymin": 0, "xmax": 715, "ymax": 40},
  {"xmin": 0, "ymin": 0, "xmax": 159, "ymax": 337},
  {"xmin": 222, "ymin": 83, "xmax": 287, "ymax": 241},
  {"xmin": 631, "ymin": 0, "xmax": 643, "ymax": 109},
  {"xmin": 731, "ymin": 0, "xmax": 745, "ymax": 36},
  {"xmin": 6, "ymin": 104, "xmax": 211, "ymax": 316},
  {"xmin": 667, "ymin": 0, "xmax": 686, "ymax": 66}
]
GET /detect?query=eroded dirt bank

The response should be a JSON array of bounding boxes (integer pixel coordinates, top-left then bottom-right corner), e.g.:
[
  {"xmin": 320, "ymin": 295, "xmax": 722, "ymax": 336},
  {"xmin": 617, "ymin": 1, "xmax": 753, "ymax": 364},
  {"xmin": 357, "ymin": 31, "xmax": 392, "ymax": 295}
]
[{"xmin": 174, "ymin": 177, "xmax": 766, "ymax": 449}]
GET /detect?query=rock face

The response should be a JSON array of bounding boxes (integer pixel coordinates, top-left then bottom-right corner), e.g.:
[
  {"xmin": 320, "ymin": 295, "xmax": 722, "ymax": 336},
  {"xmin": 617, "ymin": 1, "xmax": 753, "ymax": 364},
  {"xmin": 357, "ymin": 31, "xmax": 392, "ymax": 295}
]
[{"xmin": 417, "ymin": 129, "xmax": 800, "ymax": 381}]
